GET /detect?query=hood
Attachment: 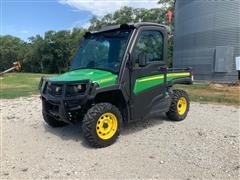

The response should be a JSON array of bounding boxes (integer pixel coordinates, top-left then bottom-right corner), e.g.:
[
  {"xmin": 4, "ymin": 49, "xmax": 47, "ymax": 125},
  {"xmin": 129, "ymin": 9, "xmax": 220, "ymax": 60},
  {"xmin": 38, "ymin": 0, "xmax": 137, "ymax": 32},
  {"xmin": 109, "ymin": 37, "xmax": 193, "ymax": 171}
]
[{"xmin": 49, "ymin": 69, "xmax": 117, "ymax": 87}]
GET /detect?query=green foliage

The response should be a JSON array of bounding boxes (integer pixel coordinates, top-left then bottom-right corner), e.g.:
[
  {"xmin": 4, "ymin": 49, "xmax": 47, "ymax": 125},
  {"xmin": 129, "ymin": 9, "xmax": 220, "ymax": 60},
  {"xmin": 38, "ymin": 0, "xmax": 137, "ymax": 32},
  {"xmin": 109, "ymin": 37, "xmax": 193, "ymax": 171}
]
[
  {"xmin": 88, "ymin": 6, "xmax": 169, "ymax": 31},
  {"xmin": 0, "ymin": 28, "xmax": 86, "ymax": 74},
  {"xmin": 158, "ymin": 0, "xmax": 175, "ymax": 9},
  {"xmin": 0, "ymin": 35, "xmax": 27, "ymax": 71}
]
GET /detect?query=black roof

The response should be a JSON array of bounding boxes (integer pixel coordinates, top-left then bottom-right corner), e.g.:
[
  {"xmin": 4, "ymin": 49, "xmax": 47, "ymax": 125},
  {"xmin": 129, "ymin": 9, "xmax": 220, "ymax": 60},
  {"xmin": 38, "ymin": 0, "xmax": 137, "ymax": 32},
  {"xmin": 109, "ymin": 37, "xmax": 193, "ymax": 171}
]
[{"xmin": 89, "ymin": 22, "xmax": 169, "ymax": 34}]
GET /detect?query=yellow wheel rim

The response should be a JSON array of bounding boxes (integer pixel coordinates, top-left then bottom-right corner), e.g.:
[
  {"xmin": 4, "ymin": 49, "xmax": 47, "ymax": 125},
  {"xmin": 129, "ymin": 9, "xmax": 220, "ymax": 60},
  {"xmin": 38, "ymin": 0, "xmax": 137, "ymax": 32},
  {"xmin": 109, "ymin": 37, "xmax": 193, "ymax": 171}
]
[
  {"xmin": 96, "ymin": 112, "xmax": 118, "ymax": 140},
  {"xmin": 177, "ymin": 97, "xmax": 187, "ymax": 115}
]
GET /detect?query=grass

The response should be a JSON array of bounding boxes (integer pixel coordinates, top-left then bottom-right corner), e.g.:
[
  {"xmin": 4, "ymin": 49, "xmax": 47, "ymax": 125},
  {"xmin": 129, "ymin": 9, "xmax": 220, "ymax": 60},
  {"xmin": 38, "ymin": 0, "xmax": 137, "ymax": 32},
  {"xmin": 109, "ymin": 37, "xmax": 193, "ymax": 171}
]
[
  {"xmin": 176, "ymin": 83, "xmax": 240, "ymax": 106},
  {"xmin": 0, "ymin": 73, "xmax": 52, "ymax": 99},
  {"xmin": 1, "ymin": 73, "xmax": 239, "ymax": 105}
]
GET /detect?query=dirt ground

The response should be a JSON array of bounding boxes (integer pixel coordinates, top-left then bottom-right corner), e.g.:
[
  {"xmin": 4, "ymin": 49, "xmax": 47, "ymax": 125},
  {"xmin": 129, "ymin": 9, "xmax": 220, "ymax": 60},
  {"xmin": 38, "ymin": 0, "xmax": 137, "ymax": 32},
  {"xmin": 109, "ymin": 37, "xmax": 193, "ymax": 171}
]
[{"xmin": 0, "ymin": 96, "xmax": 239, "ymax": 179}]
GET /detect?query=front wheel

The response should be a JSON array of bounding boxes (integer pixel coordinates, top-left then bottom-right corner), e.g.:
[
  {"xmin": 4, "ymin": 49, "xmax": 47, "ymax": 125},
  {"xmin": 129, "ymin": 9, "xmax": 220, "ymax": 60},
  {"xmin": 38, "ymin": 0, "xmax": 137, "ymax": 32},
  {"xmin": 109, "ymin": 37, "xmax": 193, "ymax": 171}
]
[
  {"xmin": 82, "ymin": 103, "xmax": 122, "ymax": 148},
  {"xmin": 166, "ymin": 89, "xmax": 190, "ymax": 121}
]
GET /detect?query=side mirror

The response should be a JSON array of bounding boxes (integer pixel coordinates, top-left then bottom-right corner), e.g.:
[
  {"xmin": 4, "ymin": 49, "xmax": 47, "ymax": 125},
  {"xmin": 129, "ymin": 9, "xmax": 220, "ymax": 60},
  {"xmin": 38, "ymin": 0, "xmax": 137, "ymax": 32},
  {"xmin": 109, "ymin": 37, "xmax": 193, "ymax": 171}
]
[{"xmin": 138, "ymin": 52, "xmax": 147, "ymax": 67}]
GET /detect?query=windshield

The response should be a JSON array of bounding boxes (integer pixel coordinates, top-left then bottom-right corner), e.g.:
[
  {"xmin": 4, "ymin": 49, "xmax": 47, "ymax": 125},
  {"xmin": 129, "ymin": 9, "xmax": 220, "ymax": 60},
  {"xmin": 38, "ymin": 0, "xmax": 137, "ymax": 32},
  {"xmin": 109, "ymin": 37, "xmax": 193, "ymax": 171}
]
[{"xmin": 70, "ymin": 29, "xmax": 132, "ymax": 73}]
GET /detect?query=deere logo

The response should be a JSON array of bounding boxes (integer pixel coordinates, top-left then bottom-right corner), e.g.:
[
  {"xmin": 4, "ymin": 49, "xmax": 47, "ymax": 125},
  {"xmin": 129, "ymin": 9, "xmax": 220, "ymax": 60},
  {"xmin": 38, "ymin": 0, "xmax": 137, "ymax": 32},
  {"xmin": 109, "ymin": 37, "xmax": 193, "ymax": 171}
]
[{"xmin": 99, "ymin": 78, "xmax": 113, "ymax": 83}]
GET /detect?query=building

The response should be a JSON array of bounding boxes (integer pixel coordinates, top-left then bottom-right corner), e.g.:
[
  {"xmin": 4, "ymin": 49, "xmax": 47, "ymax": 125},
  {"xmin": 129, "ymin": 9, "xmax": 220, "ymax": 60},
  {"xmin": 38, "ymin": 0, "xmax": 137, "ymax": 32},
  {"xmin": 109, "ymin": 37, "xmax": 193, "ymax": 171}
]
[{"xmin": 173, "ymin": 0, "xmax": 240, "ymax": 82}]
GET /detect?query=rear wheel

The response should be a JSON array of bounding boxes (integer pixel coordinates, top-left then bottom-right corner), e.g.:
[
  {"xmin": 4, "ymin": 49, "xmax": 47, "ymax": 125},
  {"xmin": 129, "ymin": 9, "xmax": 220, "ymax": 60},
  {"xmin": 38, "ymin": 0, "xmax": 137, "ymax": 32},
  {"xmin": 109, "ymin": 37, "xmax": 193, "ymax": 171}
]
[
  {"xmin": 43, "ymin": 113, "xmax": 68, "ymax": 127},
  {"xmin": 166, "ymin": 89, "xmax": 190, "ymax": 121},
  {"xmin": 82, "ymin": 103, "xmax": 122, "ymax": 148}
]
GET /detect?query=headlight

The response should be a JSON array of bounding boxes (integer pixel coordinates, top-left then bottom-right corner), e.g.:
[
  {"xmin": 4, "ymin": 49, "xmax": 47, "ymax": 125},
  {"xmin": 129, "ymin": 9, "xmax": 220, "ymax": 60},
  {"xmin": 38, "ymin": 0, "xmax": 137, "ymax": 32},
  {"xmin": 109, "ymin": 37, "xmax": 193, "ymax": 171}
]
[
  {"xmin": 75, "ymin": 84, "xmax": 83, "ymax": 92},
  {"xmin": 46, "ymin": 83, "xmax": 63, "ymax": 96},
  {"xmin": 56, "ymin": 86, "xmax": 61, "ymax": 93},
  {"xmin": 66, "ymin": 84, "xmax": 86, "ymax": 96}
]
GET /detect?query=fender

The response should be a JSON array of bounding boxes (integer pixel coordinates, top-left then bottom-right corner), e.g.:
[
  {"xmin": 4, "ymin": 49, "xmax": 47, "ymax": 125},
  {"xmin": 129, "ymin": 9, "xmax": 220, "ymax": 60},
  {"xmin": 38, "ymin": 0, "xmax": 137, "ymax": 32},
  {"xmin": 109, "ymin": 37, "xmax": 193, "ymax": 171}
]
[{"xmin": 89, "ymin": 83, "xmax": 130, "ymax": 103}]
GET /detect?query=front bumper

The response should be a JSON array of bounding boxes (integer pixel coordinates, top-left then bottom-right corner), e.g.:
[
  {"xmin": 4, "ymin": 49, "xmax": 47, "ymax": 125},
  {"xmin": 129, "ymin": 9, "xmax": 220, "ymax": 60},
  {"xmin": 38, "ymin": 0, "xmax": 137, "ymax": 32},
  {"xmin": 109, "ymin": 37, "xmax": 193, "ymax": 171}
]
[{"xmin": 40, "ymin": 79, "xmax": 92, "ymax": 123}]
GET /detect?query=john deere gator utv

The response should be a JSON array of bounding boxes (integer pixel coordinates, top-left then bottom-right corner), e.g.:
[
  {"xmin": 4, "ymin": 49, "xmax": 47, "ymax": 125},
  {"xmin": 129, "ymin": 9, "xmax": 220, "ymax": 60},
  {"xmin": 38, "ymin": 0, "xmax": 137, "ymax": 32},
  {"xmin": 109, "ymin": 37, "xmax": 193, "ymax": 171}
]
[{"xmin": 39, "ymin": 23, "xmax": 193, "ymax": 148}]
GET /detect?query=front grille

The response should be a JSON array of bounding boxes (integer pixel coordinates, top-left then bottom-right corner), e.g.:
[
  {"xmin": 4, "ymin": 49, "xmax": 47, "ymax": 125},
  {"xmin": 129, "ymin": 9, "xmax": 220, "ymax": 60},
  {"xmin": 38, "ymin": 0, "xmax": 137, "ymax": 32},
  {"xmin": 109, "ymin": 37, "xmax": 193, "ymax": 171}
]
[
  {"xmin": 46, "ymin": 83, "xmax": 63, "ymax": 96},
  {"xmin": 43, "ymin": 80, "xmax": 89, "ymax": 97},
  {"xmin": 66, "ymin": 99, "xmax": 81, "ymax": 108}
]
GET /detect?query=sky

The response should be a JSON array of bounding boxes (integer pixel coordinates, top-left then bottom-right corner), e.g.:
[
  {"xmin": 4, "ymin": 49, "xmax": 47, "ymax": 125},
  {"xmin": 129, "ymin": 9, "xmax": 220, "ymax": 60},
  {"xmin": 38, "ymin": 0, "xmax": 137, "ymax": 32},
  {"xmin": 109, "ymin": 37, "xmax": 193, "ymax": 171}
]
[{"xmin": 1, "ymin": 0, "xmax": 159, "ymax": 41}]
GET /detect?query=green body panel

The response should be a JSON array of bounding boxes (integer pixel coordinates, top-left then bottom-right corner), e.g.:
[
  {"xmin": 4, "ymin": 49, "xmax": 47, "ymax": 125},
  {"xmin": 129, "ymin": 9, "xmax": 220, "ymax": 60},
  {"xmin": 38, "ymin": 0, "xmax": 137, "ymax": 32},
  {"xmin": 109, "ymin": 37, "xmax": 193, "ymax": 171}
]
[
  {"xmin": 133, "ymin": 72, "xmax": 191, "ymax": 94},
  {"xmin": 49, "ymin": 69, "xmax": 117, "ymax": 87},
  {"xmin": 48, "ymin": 68, "xmax": 189, "ymax": 93}
]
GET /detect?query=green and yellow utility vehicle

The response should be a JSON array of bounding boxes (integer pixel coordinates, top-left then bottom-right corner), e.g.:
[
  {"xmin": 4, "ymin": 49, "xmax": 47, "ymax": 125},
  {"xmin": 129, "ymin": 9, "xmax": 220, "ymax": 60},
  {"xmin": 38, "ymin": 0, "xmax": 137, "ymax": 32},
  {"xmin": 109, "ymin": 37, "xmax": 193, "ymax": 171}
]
[{"xmin": 39, "ymin": 23, "xmax": 193, "ymax": 148}]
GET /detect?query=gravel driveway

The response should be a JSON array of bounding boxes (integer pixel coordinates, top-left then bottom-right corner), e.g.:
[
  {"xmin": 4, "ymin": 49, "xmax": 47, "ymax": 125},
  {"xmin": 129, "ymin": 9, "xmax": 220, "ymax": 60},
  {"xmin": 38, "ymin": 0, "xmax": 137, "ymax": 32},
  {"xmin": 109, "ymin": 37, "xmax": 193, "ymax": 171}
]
[{"xmin": 1, "ymin": 96, "xmax": 239, "ymax": 179}]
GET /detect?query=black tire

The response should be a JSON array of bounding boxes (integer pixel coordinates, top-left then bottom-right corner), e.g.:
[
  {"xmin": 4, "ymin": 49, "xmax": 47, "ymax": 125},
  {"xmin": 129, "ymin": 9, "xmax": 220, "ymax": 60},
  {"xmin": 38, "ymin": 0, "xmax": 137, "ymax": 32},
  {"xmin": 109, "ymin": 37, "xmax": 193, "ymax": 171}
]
[
  {"xmin": 43, "ymin": 113, "xmax": 68, "ymax": 127},
  {"xmin": 166, "ymin": 89, "xmax": 190, "ymax": 121},
  {"xmin": 82, "ymin": 103, "xmax": 122, "ymax": 148}
]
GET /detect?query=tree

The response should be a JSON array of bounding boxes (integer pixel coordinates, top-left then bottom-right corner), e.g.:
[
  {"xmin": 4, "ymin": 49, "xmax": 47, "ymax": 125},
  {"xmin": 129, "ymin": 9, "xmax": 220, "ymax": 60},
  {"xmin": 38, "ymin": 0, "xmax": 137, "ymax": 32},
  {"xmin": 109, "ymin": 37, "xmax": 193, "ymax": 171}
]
[
  {"xmin": 158, "ymin": 0, "xmax": 175, "ymax": 10},
  {"xmin": 0, "ymin": 35, "xmax": 27, "ymax": 71},
  {"xmin": 23, "ymin": 35, "xmax": 45, "ymax": 73},
  {"xmin": 88, "ymin": 6, "xmax": 168, "ymax": 31},
  {"xmin": 22, "ymin": 28, "xmax": 86, "ymax": 73}
]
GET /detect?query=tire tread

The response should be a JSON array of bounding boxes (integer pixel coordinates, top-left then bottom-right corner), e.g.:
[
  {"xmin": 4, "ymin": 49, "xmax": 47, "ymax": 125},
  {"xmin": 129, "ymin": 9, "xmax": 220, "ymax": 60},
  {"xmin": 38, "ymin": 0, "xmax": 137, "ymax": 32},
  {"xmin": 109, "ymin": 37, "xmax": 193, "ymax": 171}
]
[
  {"xmin": 82, "ymin": 103, "xmax": 122, "ymax": 148},
  {"xmin": 166, "ymin": 89, "xmax": 190, "ymax": 121}
]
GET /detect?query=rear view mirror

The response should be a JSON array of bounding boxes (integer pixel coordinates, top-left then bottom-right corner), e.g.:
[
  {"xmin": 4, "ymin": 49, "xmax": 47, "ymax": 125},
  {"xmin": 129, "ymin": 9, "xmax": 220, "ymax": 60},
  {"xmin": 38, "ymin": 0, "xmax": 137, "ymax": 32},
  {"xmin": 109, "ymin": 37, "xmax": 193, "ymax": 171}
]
[{"xmin": 138, "ymin": 52, "xmax": 147, "ymax": 67}]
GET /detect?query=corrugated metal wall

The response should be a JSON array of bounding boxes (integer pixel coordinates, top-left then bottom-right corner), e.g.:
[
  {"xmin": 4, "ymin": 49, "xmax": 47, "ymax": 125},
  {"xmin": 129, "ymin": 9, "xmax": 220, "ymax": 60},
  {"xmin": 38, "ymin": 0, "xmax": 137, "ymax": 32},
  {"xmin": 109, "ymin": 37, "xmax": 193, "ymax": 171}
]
[{"xmin": 173, "ymin": 0, "xmax": 240, "ymax": 82}]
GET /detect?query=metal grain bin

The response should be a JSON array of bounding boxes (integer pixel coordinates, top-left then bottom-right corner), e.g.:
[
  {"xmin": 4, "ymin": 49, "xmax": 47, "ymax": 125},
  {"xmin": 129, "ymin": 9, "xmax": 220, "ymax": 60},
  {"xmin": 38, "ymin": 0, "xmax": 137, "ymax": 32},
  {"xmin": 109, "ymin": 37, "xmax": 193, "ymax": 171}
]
[{"xmin": 173, "ymin": 0, "xmax": 240, "ymax": 82}]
